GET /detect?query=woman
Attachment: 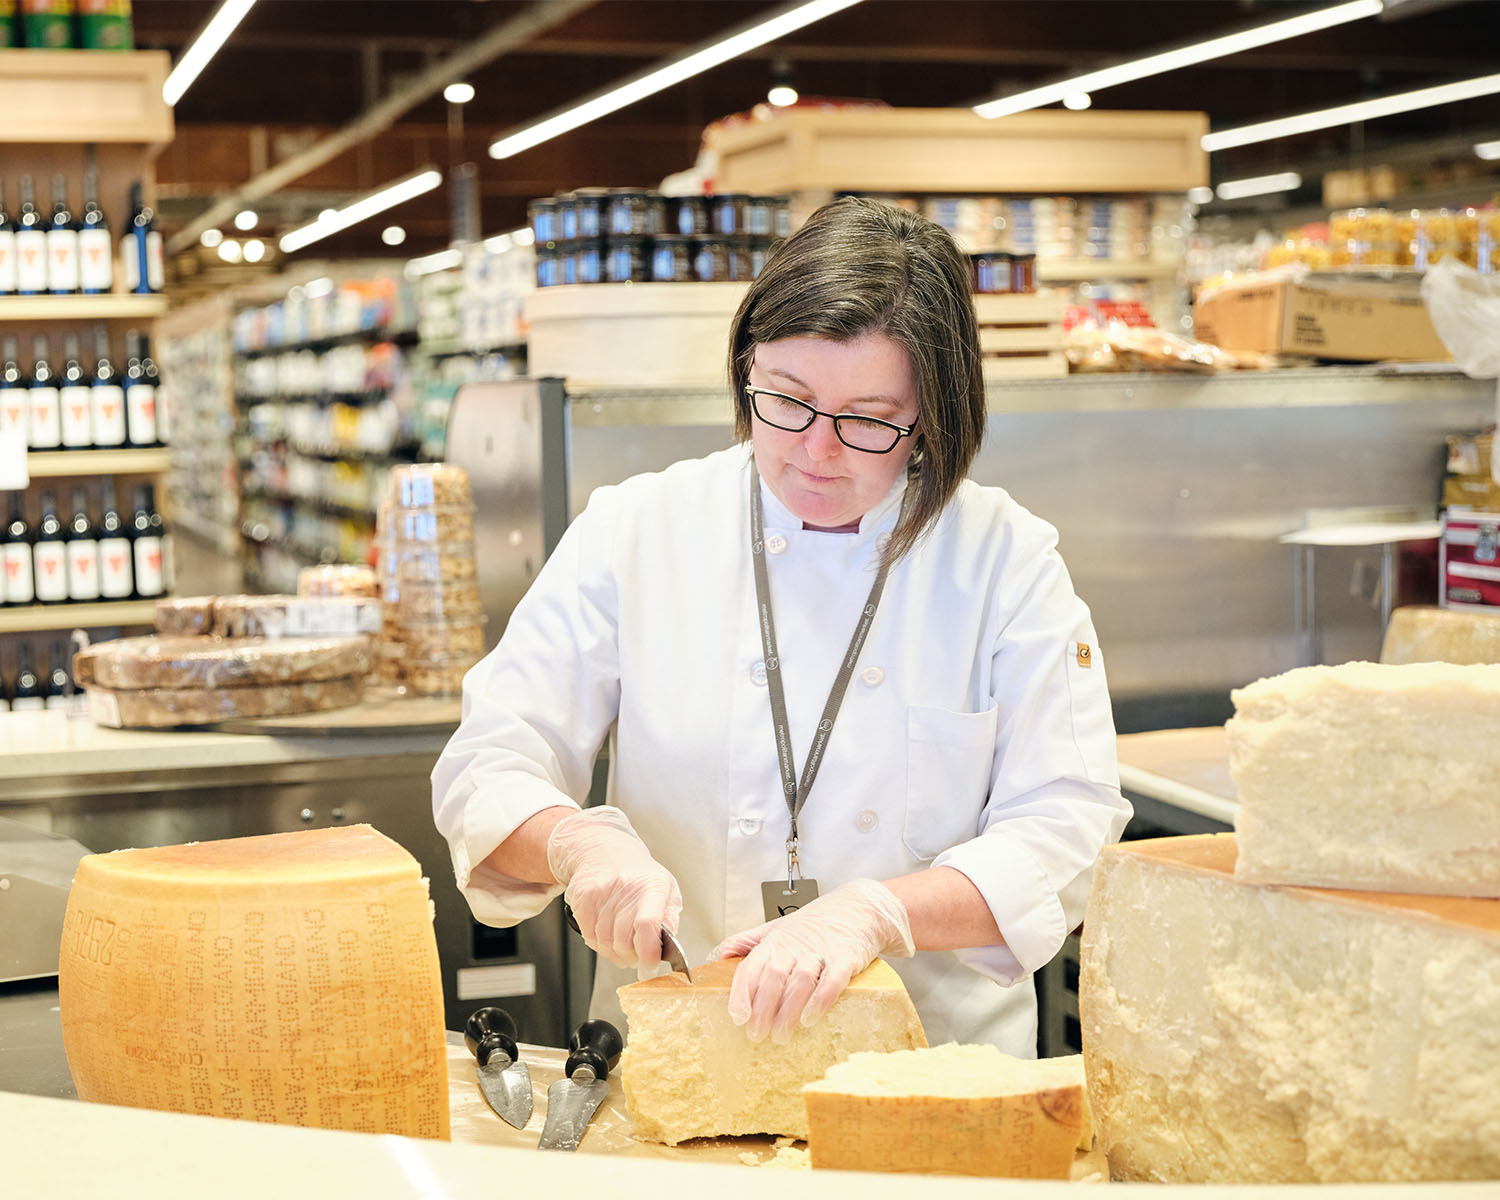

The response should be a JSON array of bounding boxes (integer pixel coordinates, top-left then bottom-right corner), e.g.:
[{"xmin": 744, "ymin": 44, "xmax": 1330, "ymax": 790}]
[{"xmin": 432, "ymin": 196, "xmax": 1131, "ymax": 1054}]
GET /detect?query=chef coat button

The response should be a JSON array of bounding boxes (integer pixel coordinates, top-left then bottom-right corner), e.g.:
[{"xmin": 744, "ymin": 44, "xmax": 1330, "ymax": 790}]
[
  {"xmin": 738, "ymin": 817, "xmax": 761, "ymax": 835},
  {"xmin": 750, "ymin": 661, "xmax": 768, "ymax": 686},
  {"xmin": 855, "ymin": 810, "xmax": 879, "ymax": 832},
  {"xmin": 860, "ymin": 666, "xmax": 884, "ymax": 686},
  {"xmin": 765, "ymin": 534, "xmax": 788, "ymax": 554}
]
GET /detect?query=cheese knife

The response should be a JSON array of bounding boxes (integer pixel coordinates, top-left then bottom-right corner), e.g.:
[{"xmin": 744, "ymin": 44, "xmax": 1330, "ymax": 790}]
[
  {"xmin": 537, "ymin": 1019, "xmax": 624, "ymax": 1152},
  {"xmin": 563, "ymin": 901, "xmax": 692, "ymax": 980},
  {"xmin": 464, "ymin": 1006, "xmax": 533, "ymax": 1129}
]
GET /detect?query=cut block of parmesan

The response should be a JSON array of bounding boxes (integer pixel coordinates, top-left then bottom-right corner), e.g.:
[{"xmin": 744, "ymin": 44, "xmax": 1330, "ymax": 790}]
[
  {"xmin": 803, "ymin": 1043, "xmax": 1090, "ymax": 1178},
  {"xmin": 1080, "ymin": 834, "xmax": 1500, "ymax": 1182},
  {"xmin": 1380, "ymin": 604, "xmax": 1500, "ymax": 665},
  {"xmin": 1227, "ymin": 661, "xmax": 1500, "ymax": 896},
  {"xmin": 617, "ymin": 957, "xmax": 926, "ymax": 1144},
  {"xmin": 57, "ymin": 825, "xmax": 450, "ymax": 1140},
  {"xmin": 74, "ymin": 634, "xmax": 375, "ymax": 691}
]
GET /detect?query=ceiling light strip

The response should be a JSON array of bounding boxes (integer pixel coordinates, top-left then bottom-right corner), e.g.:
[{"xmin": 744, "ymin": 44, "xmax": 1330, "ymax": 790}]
[
  {"xmin": 974, "ymin": 0, "xmax": 1381, "ymax": 121},
  {"xmin": 1215, "ymin": 171, "xmax": 1303, "ymax": 200},
  {"xmin": 162, "ymin": 0, "xmax": 259, "ymax": 107},
  {"xmin": 1476, "ymin": 138, "xmax": 1500, "ymax": 161},
  {"xmin": 1203, "ymin": 72, "xmax": 1500, "ymax": 151},
  {"xmin": 279, "ymin": 168, "xmax": 443, "ymax": 254},
  {"xmin": 489, "ymin": 0, "xmax": 864, "ymax": 160}
]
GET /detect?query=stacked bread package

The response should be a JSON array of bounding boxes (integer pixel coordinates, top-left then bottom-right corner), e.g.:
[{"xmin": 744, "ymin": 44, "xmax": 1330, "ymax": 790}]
[{"xmin": 375, "ymin": 464, "xmax": 485, "ymax": 696}]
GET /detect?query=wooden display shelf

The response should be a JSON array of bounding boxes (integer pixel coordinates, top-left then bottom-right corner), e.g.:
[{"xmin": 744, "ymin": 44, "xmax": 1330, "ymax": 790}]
[
  {"xmin": 0, "ymin": 50, "xmax": 173, "ymax": 148},
  {"xmin": 707, "ymin": 107, "xmax": 1209, "ymax": 196},
  {"xmin": 0, "ymin": 295, "xmax": 170, "ymax": 322},
  {"xmin": 0, "ymin": 598, "xmax": 156, "ymax": 634},
  {"xmin": 26, "ymin": 448, "xmax": 171, "ymax": 477}
]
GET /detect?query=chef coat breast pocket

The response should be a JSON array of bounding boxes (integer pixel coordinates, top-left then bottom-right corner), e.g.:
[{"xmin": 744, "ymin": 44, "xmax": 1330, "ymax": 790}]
[{"xmin": 903, "ymin": 703, "xmax": 999, "ymax": 861}]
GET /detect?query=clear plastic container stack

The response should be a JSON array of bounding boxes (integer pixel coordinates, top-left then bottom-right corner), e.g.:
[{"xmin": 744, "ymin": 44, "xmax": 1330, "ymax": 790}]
[{"xmin": 376, "ymin": 464, "xmax": 483, "ymax": 696}]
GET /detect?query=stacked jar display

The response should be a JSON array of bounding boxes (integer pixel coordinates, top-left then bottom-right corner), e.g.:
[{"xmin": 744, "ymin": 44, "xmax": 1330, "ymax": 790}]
[
  {"xmin": 529, "ymin": 189, "xmax": 790, "ymax": 287},
  {"xmin": 376, "ymin": 464, "xmax": 483, "ymax": 697}
]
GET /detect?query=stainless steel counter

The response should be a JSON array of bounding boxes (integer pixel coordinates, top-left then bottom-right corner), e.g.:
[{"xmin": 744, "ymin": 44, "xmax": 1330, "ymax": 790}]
[{"xmin": 0, "ymin": 980, "xmax": 72, "ymax": 1099}]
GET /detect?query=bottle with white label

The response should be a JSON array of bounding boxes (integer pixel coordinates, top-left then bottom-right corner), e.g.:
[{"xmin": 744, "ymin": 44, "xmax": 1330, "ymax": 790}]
[
  {"xmin": 124, "ymin": 329, "xmax": 159, "ymax": 446},
  {"xmin": 0, "ymin": 175, "xmax": 17, "ymax": 295},
  {"xmin": 27, "ymin": 336, "xmax": 61, "ymax": 450},
  {"xmin": 46, "ymin": 173, "xmax": 80, "ymax": 295},
  {"xmin": 66, "ymin": 486, "xmax": 100, "ymax": 602},
  {"xmin": 130, "ymin": 482, "xmax": 165, "ymax": 598},
  {"xmin": 121, "ymin": 181, "xmax": 163, "ymax": 295},
  {"xmin": 14, "ymin": 175, "xmax": 48, "ymax": 297},
  {"xmin": 96, "ymin": 478, "xmax": 133, "ymax": 599},
  {"xmin": 44, "ymin": 640, "xmax": 71, "ymax": 710},
  {"xmin": 32, "ymin": 490, "xmax": 68, "ymax": 603},
  {"xmin": 0, "ymin": 337, "xmax": 24, "ymax": 443},
  {"xmin": 58, "ymin": 334, "xmax": 93, "ymax": 449},
  {"xmin": 90, "ymin": 324, "xmax": 125, "ymax": 448},
  {"xmin": 11, "ymin": 643, "xmax": 44, "ymax": 710},
  {"xmin": 4, "ymin": 492, "xmax": 34, "ymax": 605},
  {"xmin": 78, "ymin": 165, "xmax": 112, "ymax": 295}
]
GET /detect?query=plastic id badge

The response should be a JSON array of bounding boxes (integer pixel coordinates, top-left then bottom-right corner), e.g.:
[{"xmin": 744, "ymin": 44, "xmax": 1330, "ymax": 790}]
[{"xmin": 761, "ymin": 877, "xmax": 820, "ymax": 921}]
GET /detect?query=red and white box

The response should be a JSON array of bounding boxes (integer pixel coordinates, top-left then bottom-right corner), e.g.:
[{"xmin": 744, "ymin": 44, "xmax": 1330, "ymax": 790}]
[{"xmin": 1441, "ymin": 513, "xmax": 1500, "ymax": 610}]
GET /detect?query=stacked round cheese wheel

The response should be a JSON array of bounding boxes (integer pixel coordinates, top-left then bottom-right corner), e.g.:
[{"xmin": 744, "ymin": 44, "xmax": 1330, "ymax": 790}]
[{"xmin": 376, "ymin": 464, "xmax": 485, "ymax": 696}]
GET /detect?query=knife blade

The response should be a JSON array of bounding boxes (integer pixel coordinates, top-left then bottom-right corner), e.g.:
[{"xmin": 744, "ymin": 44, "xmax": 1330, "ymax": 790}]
[
  {"xmin": 464, "ymin": 1006, "xmax": 533, "ymax": 1130},
  {"xmin": 537, "ymin": 1019, "xmax": 624, "ymax": 1152},
  {"xmin": 564, "ymin": 902, "xmax": 692, "ymax": 981}
]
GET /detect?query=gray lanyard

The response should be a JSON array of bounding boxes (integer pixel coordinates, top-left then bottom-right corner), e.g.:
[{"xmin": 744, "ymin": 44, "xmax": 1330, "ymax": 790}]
[{"xmin": 748, "ymin": 464, "xmax": 905, "ymax": 885}]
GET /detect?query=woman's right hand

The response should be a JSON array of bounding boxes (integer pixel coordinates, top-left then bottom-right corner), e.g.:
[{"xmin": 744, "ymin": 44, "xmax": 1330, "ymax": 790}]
[{"xmin": 546, "ymin": 806, "xmax": 683, "ymax": 971}]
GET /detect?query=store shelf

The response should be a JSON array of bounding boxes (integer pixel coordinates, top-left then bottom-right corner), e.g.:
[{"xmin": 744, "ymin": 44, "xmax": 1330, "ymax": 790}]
[
  {"xmin": 1036, "ymin": 259, "xmax": 1182, "ymax": 283},
  {"xmin": 0, "ymin": 599, "xmax": 156, "ymax": 634},
  {"xmin": 243, "ymin": 487, "xmax": 377, "ymax": 522},
  {"xmin": 0, "ymin": 50, "xmax": 173, "ymax": 147},
  {"xmin": 236, "ymin": 328, "xmax": 419, "ymax": 358},
  {"xmin": 27, "ymin": 448, "xmax": 171, "ymax": 477},
  {"xmin": 0, "ymin": 294, "xmax": 170, "ymax": 322}
]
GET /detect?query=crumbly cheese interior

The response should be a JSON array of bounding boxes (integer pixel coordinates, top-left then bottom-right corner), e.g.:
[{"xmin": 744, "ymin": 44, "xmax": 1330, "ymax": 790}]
[
  {"xmin": 618, "ymin": 958, "xmax": 926, "ymax": 1144},
  {"xmin": 1080, "ymin": 835, "xmax": 1500, "ymax": 1183},
  {"xmin": 1228, "ymin": 661, "xmax": 1500, "ymax": 896}
]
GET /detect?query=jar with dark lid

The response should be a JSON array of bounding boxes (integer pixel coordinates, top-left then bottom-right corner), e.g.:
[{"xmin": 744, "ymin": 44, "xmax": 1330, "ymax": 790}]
[
  {"xmin": 971, "ymin": 251, "xmax": 1013, "ymax": 294},
  {"xmin": 528, "ymin": 197, "xmax": 559, "ymax": 245},
  {"xmin": 749, "ymin": 238, "xmax": 776, "ymax": 278},
  {"xmin": 572, "ymin": 188, "xmax": 609, "ymax": 240},
  {"xmin": 771, "ymin": 197, "xmax": 792, "ymax": 239},
  {"xmin": 605, "ymin": 236, "xmax": 650, "ymax": 283},
  {"xmin": 535, "ymin": 244, "xmax": 561, "ymax": 288},
  {"xmin": 650, "ymin": 235, "xmax": 694, "ymax": 283},
  {"xmin": 744, "ymin": 195, "xmax": 777, "ymax": 237},
  {"xmin": 668, "ymin": 195, "xmax": 710, "ymax": 236},
  {"xmin": 693, "ymin": 238, "xmax": 733, "ymax": 282},
  {"xmin": 1010, "ymin": 252, "xmax": 1037, "ymax": 294},
  {"xmin": 573, "ymin": 237, "xmax": 603, "ymax": 285},
  {"xmin": 709, "ymin": 193, "xmax": 750, "ymax": 237},
  {"xmin": 607, "ymin": 191, "xmax": 664, "ymax": 238},
  {"xmin": 725, "ymin": 237, "xmax": 754, "ymax": 282},
  {"xmin": 558, "ymin": 241, "xmax": 579, "ymax": 286},
  {"xmin": 557, "ymin": 193, "xmax": 580, "ymax": 242}
]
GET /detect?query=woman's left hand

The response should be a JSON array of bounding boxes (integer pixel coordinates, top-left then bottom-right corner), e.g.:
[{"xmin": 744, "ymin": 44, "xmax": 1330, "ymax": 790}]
[{"xmin": 710, "ymin": 879, "xmax": 915, "ymax": 1043}]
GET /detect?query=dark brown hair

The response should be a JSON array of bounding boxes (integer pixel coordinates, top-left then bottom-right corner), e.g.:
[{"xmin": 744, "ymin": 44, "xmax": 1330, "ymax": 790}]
[{"xmin": 728, "ymin": 195, "xmax": 986, "ymax": 566}]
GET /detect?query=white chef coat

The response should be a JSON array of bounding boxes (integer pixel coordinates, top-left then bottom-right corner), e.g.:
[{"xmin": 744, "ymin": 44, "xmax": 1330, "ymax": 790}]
[{"xmin": 432, "ymin": 445, "xmax": 1131, "ymax": 1053}]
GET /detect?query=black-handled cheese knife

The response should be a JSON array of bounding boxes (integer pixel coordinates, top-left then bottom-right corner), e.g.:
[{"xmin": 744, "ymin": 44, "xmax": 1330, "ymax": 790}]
[
  {"xmin": 464, "ymin": 1006, "xmax": 533, "ymax": 1129},
  {"xmin": 537, "ymin": 1019, "xmax": 624, "ymax": 1152}
]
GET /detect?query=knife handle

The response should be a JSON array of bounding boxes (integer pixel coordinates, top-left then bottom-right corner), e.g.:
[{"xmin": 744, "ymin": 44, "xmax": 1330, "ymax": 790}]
[
  {"xmin": 565, "ymin": 1019, "xmax": 623, "ymax": 1082},
  {"xmin": 464, "ymin": 1006, "xmax": 520, "ymax": 1069}
]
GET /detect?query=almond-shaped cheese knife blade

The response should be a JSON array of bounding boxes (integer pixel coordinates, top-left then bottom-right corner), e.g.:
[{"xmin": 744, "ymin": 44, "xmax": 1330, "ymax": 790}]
[
  {"xmin": 564, "ymin": 902, "xmax": 692, "ymax": 981},
  {"xmin": 464, "ymin": 1006, "xmax": 533, "ymax": 1129},
  {"xmin": 537, "ymin": 1019, "xmax": 623, "ymax": 1152}
]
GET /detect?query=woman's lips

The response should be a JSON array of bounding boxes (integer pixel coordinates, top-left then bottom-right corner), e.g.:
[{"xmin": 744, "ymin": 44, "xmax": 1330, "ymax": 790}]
[{"xmin": 792, "ymin": 465, "xmax": 840, "ymax": 486}]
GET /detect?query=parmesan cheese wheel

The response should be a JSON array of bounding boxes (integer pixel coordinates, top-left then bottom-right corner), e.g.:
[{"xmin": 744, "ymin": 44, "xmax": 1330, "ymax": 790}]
[
  {"xmin": 803, "ymin": 1044, "xmax": 1090, "ymax": 1177},
  {"xmin": 83, "ymin": 675, "xmax": 364, "ymax": 728},
  {"xmin": 617, "ymin": 958, "xmax": 926, "ymax": 1144},
  {"xmin": 1081, "ymin": 834, "xmax": 1500, "ymax": 1182},
  {"xmin": 58, "ymin": 825, "xmax": 450, "ymax": 1140}
]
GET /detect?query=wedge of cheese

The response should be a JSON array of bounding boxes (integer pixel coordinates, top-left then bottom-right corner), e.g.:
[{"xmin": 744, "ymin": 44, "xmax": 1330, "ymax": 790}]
[
  {"xmin": 617, "ymin": 957, "xmax": 926, "ymax": 1144},
  {"xmin": 58, "ymin": 825, "xmax": 450, "ymax": 1140},
  {"xmin": 1380, "ymin": 604, "xmax": 1500, "ymax": 665},
  {"xmin": 803, "ymin": 1044, "xmax": 1090, "ymax": 1177},
  {"xmin": 1227, "ymin": 661, "xmax": 1500, "ymax": 896},
  {"xmin": 1080, "ymin": 834, "xmax": 1500, "ymax": 1182}
]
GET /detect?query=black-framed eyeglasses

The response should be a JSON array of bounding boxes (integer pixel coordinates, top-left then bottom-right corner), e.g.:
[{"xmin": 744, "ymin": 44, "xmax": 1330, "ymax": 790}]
[{"xmin": 745, "ymin": 385, "xmax": 917, "ymax": 455}]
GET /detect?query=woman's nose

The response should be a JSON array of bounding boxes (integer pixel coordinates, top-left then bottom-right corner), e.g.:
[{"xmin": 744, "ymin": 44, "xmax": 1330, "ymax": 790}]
[{"xmin": 802, "ymin": 412, "xmax": 844, "ymax": 459}]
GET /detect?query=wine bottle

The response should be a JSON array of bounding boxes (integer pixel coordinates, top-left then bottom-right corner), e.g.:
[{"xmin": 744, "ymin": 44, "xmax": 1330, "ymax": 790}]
[
  {"xmin": 32, "ymin": 490, "xmax": 69, "ymax": 604},
  {"xmin": 0, "ymin": 337, "xmax": 25, "ymax": 443},
  {"xmin": 0, "ymin": 176, "xmax": 16, "ymax": 296},
  {"xmin": 3, "ymin": 492, "xmax": 34, "ymax": 605},
  {"xmin": 97, "ymin": 478, "xmax": 133, "ymax": 600},
  {"xmin": 121, "ymin": 182, "xmax": 164, "ymax": 295},
  {"xmin": 14, "ymin": 175, "xmax": 48, "ymax": 297},
  {"xmin": 27, "ymin": 335, "xmax": 61, "ymax": 450},
  {"xmin": 123, "ymin": 328, "xmax": 159, "ymax": 446},
  {"xmin": 59, "ymin": 333, "xmax": 94, "ymax": 449},
  {"xmin": 11, "ymin": 643, "xmax": 44, "ymax": 711},
  {"xmin": 66, "ymin": 486, "xmax": 100, "ymax": 603},
  {"xmin": 78, "ymin": 164, "xmax": 113, "ymax": 295},
  {"xmin": 46, "ymin": 173, "xmax": 81, "ymax": 295},
  {"xmin": 44, "ymin": 640, "xmax": 71, "ymax": 710},
  {"xmin": 130, "ymin": 483, "xmax": 165, "ymax": 598},
  {"xmin": 90, "ymin": 324, "xmax": 126, "ymax": 448}
]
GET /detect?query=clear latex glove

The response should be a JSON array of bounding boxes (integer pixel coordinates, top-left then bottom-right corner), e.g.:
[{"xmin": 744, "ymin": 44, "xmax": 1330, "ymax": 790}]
[
  {"xmin": 546, "ymin": 806, "xmax": 683, "ymax": 973},
  {"xmin": 710, "ymin": 878, "xmax": 914, "ymax": 1044}
]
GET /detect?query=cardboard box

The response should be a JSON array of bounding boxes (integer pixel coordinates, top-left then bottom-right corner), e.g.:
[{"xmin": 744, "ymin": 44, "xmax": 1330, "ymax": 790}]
[
  {"xmin": 1443, "ymin": 475, "xmax": 1500, "ymax": 511},
  {"xmin": 1193, "ymin": 273, "xmax": 1451, "ymax": 362}
]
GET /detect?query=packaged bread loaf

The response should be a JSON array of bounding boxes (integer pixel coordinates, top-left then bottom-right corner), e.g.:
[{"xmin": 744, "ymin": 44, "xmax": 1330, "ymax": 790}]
[
  {"xmin": 74, "ymin": 635, "xmax": 375, "ymax": 691},
  {"xmin": 154, "ymin": 596, "xmax": 217, "ymax": 637},
  {"xmin": 84, "ymin": 676, "xmax": 365, "ymax": 728}
]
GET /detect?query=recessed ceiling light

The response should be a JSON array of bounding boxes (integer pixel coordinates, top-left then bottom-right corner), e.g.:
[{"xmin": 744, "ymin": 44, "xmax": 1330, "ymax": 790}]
[
  {"xmin": 382, "ymin": 225, "xmax": 408, "ymax": 246},
  {"xmin": 217, "ymin": 239, "xmax": 243, "ymax": 263},
  {"xmin": 444, "ymin": 82, "xmax": 475, "ymax": 104},
  {"xmin": 1062, "ymin": 92, "xmax": 1091, "ymax": 111},
  {"xmin": 767, "ymin": 84, "xmax": 799, "ymax": 107},
  {"xmin": 200, "ymin": 228, "xmax": 224, "ymax": 248},
  {"xmin": 242, "ymin": 238, "xmax": 265, "ymax": 262},
  {"xmin": 234, "ymin": 209, "xmax": 257, "ymax": 230}
]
